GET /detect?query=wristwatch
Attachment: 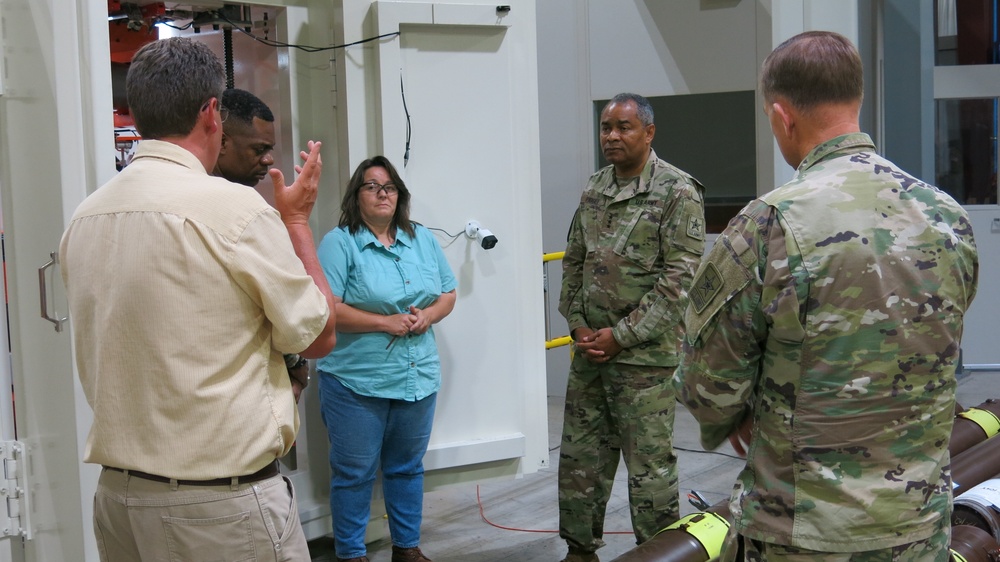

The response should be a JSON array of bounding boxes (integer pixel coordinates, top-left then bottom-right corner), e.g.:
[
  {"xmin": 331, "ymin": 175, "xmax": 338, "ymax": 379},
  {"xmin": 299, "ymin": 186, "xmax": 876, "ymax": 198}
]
[
  {"xmin": 284, "ymin": 354, "xmax": 310, "ymax": 388},
  {"xmin": 284, "ymin": 353, "xmax": 302, "ymax": 369}
]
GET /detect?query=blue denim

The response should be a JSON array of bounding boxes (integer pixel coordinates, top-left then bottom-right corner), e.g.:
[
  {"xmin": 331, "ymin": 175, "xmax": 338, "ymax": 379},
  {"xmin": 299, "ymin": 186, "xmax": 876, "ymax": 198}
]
[{"xmin": 317, "ymin": 372, "xmax": 436, "ymax": 559}]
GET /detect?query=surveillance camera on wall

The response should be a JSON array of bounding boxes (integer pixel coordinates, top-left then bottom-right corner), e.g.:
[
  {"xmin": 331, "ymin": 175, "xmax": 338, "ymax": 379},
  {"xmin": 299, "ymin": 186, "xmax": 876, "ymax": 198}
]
[
  {"xmin": 477, "ymin": 228, "xmax": 498, "ymax": 250},
  {"xmin": 466, "ymin": 220, "xmax": 499, "ymax": 250}
]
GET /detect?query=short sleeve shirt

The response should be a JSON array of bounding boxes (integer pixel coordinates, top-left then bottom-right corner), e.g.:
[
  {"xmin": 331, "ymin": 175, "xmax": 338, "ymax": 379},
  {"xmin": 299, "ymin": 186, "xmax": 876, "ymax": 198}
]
[{"xmin": 317, "ymin": 224, "xmax": 456, "ymax": 400}]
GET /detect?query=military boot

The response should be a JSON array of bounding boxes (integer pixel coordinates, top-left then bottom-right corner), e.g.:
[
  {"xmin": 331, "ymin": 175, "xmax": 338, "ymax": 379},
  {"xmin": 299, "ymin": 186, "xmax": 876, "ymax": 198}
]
[
  {"xmin": 560, "ymin": 547, "xmax": 600, "ymax": 562},
  {"xmin": 337, "ymin": 557, "xmax": 369, "ymax": 562},
  {"xmin": 391, "ymin": 546, "xmax": 433, "ymax": 562}
]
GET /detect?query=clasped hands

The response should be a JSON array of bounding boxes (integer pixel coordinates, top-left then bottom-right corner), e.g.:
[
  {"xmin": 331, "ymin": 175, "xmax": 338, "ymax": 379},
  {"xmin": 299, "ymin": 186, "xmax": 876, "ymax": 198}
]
[
  {"xmin": 573, "ymin": 327, "xmax": 623, "ymax": 363},
  {"xmin": 387, "ymin": 305, "xmax": 433, "ymax": 338}
]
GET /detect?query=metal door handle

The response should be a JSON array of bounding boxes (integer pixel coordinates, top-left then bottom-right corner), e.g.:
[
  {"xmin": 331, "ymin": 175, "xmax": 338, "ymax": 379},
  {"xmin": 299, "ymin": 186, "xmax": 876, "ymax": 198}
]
[{"xmin": 38, "ymin": 252, "xmax": 67, "ymax": 333}]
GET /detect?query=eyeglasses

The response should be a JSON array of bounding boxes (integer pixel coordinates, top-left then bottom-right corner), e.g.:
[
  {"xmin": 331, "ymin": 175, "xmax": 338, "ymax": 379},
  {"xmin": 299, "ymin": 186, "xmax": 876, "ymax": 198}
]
[
  {"xmin": 360, "ymin": 181, "xmax": 398, "ymax": 196},
  {"xmin": 202, "ymin": 99, "xmax": 229, "ymax": 123}
]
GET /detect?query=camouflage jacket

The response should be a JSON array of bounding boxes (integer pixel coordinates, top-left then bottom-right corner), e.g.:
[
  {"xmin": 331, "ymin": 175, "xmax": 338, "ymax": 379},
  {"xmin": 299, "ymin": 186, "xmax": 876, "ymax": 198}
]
[
  {"xmin": 674, "ymin": 133, "xmax": 979, "ymax": 551},
  {"xmin": 559, "ymin": 149, "xmax": 705, "ymax": 367}
]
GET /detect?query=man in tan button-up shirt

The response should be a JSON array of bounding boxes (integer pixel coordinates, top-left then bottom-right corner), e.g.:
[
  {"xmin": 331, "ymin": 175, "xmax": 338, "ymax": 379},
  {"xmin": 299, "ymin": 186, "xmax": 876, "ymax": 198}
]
[{"xmin": 60, "ymin": 37, "xmax": 336, "ymax": 561}]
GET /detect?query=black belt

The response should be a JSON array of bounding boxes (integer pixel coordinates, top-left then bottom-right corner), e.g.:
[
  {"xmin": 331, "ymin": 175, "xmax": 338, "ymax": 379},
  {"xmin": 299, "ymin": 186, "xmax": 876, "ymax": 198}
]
[{"xmin": 103, "ymin": 460, "xmax": 279, "ymax": 486}]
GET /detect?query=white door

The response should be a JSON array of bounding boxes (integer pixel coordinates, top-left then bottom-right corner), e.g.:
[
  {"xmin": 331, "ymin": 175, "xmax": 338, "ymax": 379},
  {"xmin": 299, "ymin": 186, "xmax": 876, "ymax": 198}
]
[{"xmin": 0, "ymin": 0, "xmax": 112, "ymax": 560}]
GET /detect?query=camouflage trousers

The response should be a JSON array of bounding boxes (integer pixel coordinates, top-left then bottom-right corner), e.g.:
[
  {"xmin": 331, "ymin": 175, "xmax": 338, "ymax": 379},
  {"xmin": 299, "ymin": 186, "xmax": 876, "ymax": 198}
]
[
  {"xmin": 737, "ymin": 520, "xmax": 951, "ymax": 562},
  {"xmin": 558, "ymin": 358, "xmax": 680, "ymax": 552}
]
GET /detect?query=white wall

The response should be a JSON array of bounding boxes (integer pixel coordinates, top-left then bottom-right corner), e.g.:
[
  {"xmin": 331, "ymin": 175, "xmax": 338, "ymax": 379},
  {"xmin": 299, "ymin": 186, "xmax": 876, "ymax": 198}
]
[{"xmin": 588, "ymin": 0, "xmax": 759, "ymax": 99}]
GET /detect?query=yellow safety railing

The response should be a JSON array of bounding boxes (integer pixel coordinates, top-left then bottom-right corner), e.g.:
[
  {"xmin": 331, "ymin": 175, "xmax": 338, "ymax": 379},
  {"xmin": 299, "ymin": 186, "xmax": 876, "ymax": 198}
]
[
  {"xmin": 543, "ymin": 251, "xmax": 572, "ymax": 349},
  {"xmin": 546, "ymin": 336, "xmax": 573, "ymax": 350},
  {"xmin": 542, "ymin": 251, "xmax": 565, "ymax": 263}
]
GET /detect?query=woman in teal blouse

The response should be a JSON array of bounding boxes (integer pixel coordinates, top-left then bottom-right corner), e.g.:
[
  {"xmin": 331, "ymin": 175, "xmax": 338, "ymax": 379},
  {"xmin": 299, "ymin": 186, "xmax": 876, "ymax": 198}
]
[{"xmin": 316, "ymin": 156, "xmax": 457, "ymax": 562}]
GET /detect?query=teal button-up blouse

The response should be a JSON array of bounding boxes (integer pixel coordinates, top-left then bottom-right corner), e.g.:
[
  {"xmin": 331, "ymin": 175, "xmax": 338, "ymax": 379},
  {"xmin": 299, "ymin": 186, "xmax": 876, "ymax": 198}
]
[{"xmin": 316, "ymin": 223, "xmax": 457, "ymax": 401}]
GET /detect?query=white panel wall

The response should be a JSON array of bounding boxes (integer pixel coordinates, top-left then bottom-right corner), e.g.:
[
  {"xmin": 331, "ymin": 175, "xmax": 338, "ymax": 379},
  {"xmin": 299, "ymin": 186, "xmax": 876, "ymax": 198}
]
[{"xmin": 587, "ymin": 0, "xmax": 759, "ymax": 99}]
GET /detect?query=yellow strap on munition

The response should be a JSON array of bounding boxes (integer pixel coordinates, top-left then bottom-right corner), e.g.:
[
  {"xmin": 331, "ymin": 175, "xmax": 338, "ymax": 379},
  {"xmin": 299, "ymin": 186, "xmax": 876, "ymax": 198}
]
[
  {"xmin": 951, "ymin": 549, "xmax": 967, "ymax": 562},
  {"xmin": 658, "ymin": 511, "xmax": 731, "ymax": 560},
  {"xmin": 958, "ymin": 407, "xmax": 1000, "ymax": 438}
]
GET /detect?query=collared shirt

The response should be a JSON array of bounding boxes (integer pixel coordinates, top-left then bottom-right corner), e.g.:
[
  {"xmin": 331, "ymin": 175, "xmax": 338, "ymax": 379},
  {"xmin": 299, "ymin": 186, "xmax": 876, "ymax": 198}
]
[
  {"xmin": 559, "ymin": 149, "xmax": 706, "ymax": 367},
  {"xmin": 60, "ymin": 140, "xmax": 329, "ymax": 479},
  {"xmin": 675, "ymin": 133, "xmax": 979, "ymax": 551},
  {"xmin": 317, "ymin": 224, "xmax": 456, "ymax": 400}
]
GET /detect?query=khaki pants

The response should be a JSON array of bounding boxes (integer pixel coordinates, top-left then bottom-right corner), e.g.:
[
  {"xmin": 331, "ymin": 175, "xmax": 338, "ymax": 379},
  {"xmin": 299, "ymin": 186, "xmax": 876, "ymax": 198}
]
[{"xmin": 94, "ymin": 467, "xmax": 310, "ymax": 562}]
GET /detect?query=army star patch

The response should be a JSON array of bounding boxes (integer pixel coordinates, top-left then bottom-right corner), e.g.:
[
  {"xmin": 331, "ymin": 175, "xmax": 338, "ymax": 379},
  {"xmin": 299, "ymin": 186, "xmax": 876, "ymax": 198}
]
[
  {"xmin": 690, "ymin": 262, "xmax": 722, "ymax": 314},
  {"xmin": 687, "ymin": 215, "xmax": 705, "ymax": 241}
]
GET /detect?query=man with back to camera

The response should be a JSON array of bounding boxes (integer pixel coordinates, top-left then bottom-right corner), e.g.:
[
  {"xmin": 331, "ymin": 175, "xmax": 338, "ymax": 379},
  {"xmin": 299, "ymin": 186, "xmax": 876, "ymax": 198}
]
[
  {"xmin": 213, "ymin": 87, "xmax": 310, "ymax": 401},
  {"xmin": 60, "ymin": 37, "xmax": 337, "ymax": 561},
  {"xmin": 558, "ymin": 92, "xmax": 706, "ymax": 562},
  {"xmin": 674, "ymin": 31, "xmax": 979, "ymax": 562}
]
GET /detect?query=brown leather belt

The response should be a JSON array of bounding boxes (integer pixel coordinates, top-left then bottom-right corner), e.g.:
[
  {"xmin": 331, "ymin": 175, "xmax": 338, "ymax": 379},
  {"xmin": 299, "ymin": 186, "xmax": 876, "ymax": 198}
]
[{"xmin": 103, "ymin": 460, "xmax": 279, "ymax": 486}]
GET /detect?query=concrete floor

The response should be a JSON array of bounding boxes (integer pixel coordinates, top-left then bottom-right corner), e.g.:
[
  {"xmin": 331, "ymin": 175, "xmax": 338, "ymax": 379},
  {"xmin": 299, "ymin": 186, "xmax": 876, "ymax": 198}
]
[{"xmin": 309, "ymin": 369, "xmax": 999, "ymax": 562}]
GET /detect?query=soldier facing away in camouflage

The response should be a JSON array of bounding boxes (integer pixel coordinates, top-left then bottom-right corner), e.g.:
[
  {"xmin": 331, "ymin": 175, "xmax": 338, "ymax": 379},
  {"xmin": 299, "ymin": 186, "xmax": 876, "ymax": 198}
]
[
  {"xmin": 558, "ymin": 92, "xmax": 706, "ymax": 562},
  {"xmin": 674, "ymin": 31, "xmax": 979, "ymax": 562}
]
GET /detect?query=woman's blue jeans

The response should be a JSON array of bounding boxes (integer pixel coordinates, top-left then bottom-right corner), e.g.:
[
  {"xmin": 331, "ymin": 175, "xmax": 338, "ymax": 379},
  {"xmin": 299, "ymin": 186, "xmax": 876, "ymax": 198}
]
[{"xmin": 317, "ymin": 372, "xmax": 436, "ymax": 559}]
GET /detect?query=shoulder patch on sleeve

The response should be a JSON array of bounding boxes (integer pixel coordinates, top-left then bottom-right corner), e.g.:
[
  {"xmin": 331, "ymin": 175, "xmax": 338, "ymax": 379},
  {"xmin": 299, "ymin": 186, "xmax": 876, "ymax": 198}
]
[
  {"xmin": 689, "ymin": 262, "xmax": 723, "ymax": 314},
  {"xmin": 673, "ymin": 199, "xmax": 707, "ymax": 255},
  {"xmin": 686, "ymin": 215, "xmax": 705, "ymax": 241},
  {"xmin": 685, "ymin": 238, "xmax": 755, "ymax": 344}
]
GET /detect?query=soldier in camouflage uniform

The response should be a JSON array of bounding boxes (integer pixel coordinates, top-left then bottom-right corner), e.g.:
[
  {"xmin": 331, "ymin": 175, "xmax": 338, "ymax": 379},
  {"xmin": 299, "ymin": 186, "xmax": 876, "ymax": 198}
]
[
  {"xmin": 674, "ymin": 32, "xmax": 979, "ymax": 562},
  {"xmin": 558, "ymin": 92, "xmax": 706, "ymax": 562}
]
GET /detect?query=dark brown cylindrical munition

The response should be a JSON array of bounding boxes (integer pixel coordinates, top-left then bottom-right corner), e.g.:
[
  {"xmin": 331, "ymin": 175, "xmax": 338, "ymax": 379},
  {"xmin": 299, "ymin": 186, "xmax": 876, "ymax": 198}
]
[
  {"xmin": 953, "ymin": 479, "xmax": 1000, "ymax": 542},
  {"xmin": 951, "ymin": 400, "xmax": 1000, "ymax": 457},
  {"xmin": 950, "ymin": 524, "xmax": 1000, "ymax": 562},
  {"xmin": 952, "ymin": 436, "xmax": 1000, "ymax": 494},
  {"xmin": 611, "ymin": 504, "xmax": 733, "ymax": 562}
]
